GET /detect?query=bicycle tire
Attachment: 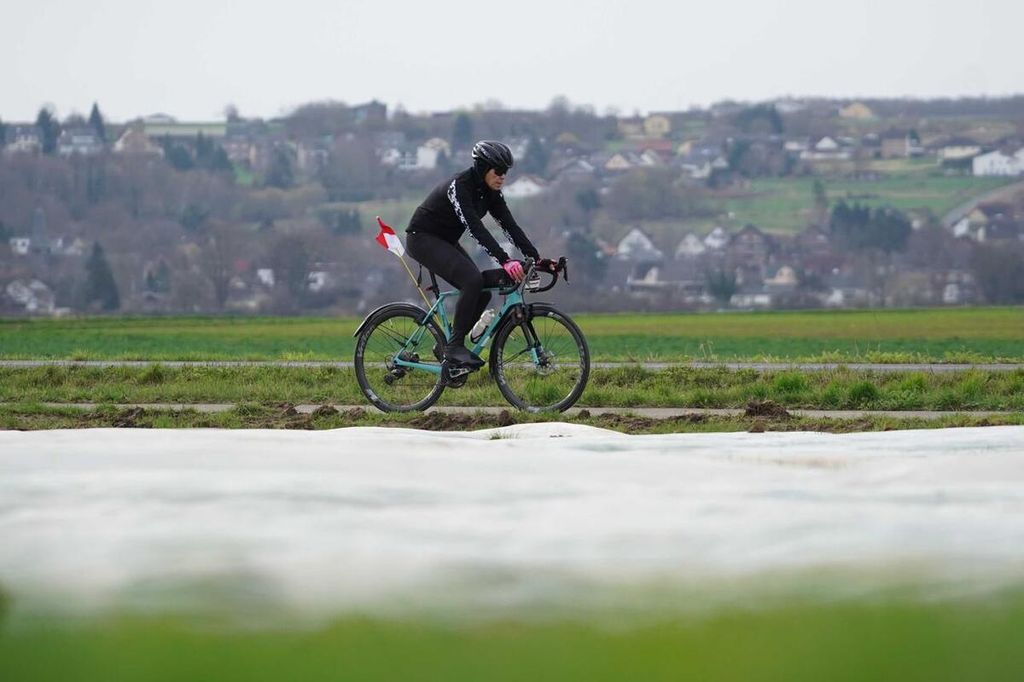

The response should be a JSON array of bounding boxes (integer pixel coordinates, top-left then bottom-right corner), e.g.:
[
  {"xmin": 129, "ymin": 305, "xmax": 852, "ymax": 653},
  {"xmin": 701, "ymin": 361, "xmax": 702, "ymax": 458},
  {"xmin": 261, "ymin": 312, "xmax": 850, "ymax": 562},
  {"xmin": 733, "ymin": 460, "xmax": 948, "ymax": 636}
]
[
  {"xmin": 354, "ymin": 304, "xmax": 446, "ymax": 412},
  {"xmin": 489, "ymin": 303, "xmax": 590, "ymax": 412}
]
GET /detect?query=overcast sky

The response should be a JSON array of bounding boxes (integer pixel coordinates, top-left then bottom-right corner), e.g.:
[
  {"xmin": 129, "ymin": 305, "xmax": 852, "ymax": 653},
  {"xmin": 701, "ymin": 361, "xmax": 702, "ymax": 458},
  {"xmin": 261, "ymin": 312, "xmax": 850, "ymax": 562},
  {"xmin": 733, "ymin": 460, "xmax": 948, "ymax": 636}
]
[{"xmin": 3, "ymin": 0, "xmax": 1021, "ymax": 122}]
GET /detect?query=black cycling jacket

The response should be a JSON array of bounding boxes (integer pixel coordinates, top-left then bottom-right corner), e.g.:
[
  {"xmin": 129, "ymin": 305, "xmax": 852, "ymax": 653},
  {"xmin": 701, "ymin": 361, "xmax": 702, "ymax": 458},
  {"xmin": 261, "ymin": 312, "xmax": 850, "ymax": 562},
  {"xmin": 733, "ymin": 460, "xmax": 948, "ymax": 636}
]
[{"xmin": 407, "ymin": 166, "xmax": 539, "ymax": 265}]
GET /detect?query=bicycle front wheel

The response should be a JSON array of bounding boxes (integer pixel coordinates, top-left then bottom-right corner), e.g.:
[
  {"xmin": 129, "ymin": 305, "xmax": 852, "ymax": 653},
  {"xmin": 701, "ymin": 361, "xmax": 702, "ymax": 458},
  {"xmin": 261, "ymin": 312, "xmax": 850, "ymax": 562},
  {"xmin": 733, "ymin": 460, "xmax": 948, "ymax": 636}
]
[
  {"xmin": 354, "ymin": 305, "xmax": 445, "ymax": 412},
  {"xmin": 490, "ymin": 303, "xmax": 590, "ymax": 412}
]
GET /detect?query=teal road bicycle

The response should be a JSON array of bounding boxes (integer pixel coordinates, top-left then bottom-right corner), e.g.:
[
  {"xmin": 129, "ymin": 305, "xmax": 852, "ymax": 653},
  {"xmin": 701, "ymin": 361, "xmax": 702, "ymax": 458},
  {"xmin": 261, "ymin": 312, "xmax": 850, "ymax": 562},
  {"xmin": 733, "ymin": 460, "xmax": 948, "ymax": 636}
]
[{"xmin": 353, "ymin": 257, "xmax": 590, "ymax": 413}]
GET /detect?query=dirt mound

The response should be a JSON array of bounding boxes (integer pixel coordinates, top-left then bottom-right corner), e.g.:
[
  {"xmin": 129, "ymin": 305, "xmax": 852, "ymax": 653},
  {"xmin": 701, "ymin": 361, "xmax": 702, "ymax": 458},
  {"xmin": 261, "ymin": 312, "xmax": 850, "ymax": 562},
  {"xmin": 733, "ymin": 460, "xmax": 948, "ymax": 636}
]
[
  {"xmin": 405, "ymin": 410, "xmax": 518, "ymax": 431},
  {"xmin": 745, "ymin": 400, "xmax": 791, "ymax": 419},
  {"xmin": 311, "ymin": 404, "xmax": 339, "ymax": 418},
  {"xmin": 591, "ymin": 412, "xmax": 708, "ymax": 433},
  {"xmin": 112, "ymin": 407, "xmax": 150, "ymax": 428}
]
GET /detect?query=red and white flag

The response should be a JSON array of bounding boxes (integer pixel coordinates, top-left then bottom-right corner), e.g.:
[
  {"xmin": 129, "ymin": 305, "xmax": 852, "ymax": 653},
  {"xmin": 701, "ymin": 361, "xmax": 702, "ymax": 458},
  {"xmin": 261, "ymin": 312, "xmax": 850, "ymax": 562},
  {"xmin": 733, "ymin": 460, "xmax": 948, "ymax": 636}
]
[{"xmin": 374, "ymin": 216, "xmax": 405, "ymax": 257}]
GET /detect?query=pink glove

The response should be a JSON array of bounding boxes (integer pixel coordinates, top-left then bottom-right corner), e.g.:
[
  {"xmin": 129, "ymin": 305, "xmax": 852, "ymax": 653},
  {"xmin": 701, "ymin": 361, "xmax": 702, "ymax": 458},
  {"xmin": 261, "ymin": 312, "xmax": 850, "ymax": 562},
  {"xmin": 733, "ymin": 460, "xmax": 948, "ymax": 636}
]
[{"xmin": 502, "ymin": 260, "xmax": 525, "ymax": 282}]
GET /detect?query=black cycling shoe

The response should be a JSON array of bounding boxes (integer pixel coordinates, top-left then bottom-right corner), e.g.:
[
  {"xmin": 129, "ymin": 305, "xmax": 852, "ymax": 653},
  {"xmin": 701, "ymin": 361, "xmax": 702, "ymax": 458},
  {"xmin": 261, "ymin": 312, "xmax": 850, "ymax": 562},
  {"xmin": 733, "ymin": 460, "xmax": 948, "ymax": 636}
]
[{"xmin": 444, "ymin": 343, "xmax": 484, "ymax": 368}]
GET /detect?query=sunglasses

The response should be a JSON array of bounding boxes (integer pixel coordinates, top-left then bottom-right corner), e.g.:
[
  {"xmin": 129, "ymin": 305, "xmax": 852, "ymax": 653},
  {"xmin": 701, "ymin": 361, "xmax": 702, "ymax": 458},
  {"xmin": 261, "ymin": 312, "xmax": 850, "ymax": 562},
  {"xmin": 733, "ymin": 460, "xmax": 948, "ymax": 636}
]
[{"xmin": 492, "ymin": 166, "xmax": 509, "ymax": 177}]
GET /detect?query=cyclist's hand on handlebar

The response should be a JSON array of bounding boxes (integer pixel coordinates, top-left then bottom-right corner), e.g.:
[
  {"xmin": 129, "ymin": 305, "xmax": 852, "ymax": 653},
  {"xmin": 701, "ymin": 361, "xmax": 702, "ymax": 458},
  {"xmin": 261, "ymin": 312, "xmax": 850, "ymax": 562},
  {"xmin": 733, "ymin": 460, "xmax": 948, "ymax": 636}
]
[
  {"xmin": 537, "ymin": 258, "xmax": 560, "ymax": 273},
  {"xmin": 503, "ymin": 260, "xmax": 525, "ymax": 282}
]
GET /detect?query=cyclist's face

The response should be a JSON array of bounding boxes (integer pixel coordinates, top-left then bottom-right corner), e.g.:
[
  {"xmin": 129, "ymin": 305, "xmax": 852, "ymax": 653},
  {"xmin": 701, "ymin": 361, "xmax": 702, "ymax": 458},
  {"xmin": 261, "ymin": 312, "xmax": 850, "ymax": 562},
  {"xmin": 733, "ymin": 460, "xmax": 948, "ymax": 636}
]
[{"xmin": 485, "ymin": 168, "xmax": 506, "ymax": 190}]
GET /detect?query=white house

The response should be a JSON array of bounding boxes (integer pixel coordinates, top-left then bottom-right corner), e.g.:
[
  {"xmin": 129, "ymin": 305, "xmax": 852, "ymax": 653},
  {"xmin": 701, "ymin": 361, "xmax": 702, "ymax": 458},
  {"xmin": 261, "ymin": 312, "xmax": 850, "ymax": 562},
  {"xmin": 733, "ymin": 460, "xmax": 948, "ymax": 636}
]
[
  {"xmin": 674, "ymin": 233, "xmax": 706, "ymax": 259},
  {"xmin": 256, "ymin": 268, "xmax": 275, "ymax": 288},
  {"xmin": 616, "ymin": 228, "xmax": 663, "ymax": 261},
  {"xmin": 973, "ymin": 149, "xmax": 1024, "ymax": 177},
  {"xmin": 816, "ymin": 136, "xmax": 839, "ymax": 151},
  {"xmin": 637, "ymin": 149, "xmax": 664, "ymax": 167},
  {"xmin": 703, "ymin": 226, "xmax": 730, "ymax": 250},
  {"xmin": 680, "ymin": 159, "xmax": 712, "ymax": 179},
  {"xmin": 8, "ymin": 237, "xmax": 31, "ymax": 255},
  {"xmin": 551, "ymin": 158, "xmax": 595, "ymax": 181},
  {"xmin": 730, "ymin": 292, "xmax": 772, "ymax": 308},
  {"xmin": 421, "ymin": 137, "xmax": 451, "ymax": 156},
  {"xmin": 113, "ymin": 129, "xmax": 164, "ymax": 157},
  {"xmin": 415, "ymin": 145, "xmax": 440, "ymax": 170},
  {"xmin": 307, "ymin": 271, "xmax": 332, "ymax": 292},
  {"xmin": 57, "ymin": 129, "xmax": 103, "ymax": 157},
  {"xmin": 4, "ymin": 126, "xmax": 42, "ymax": 155},
  {"xmin": 784, "ymin": 139, "xmax": 809, "ymax": 153},
  {"xmin": 939, "ymin": 144, "xmax": 982, "ymax": 161},
  {"xmin": 764, "ymin": 266, "xmax": 798, "ymax": 291},
  {"xmin": 5, "ymin": 279, "xmax": 55, "ymax": 313},
  {"xmin": 385, "ymin": 144, "xmax": 443, "ymax": 171},
  {"xmin": 800, "ymin": 136, "xmax": 851, "ymax": 161},
  {"xmin": 604, "ymin": 153, "xmax": 634, "ymax": 172},
  {"xmin": 502, "ymin": 175, "xmax": 547, "ymax": 199},
  {"xmin": 377, "ymin": 147, "xmax": 405, "ymax": 166}
]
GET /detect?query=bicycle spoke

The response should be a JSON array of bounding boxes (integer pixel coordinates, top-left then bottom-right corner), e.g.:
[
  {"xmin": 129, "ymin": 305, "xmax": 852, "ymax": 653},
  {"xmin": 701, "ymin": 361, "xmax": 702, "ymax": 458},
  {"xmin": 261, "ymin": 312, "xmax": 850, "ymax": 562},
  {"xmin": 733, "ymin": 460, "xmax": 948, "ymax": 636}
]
[
  {"xmin": 355, "ymin": 309, "xmax": 444, "ymax": 412},
  {"xmin": 493, "ymin": 308, "xmax": 588, "ymax": 412}
]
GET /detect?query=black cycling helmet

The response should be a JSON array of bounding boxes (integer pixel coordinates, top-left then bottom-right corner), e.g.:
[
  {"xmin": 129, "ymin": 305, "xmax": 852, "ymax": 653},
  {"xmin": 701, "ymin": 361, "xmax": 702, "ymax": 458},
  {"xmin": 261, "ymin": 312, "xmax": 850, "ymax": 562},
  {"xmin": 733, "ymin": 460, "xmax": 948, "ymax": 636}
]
[{"xmin": 472, "ymin": 140, "xmax": 514, "ymax": 175}]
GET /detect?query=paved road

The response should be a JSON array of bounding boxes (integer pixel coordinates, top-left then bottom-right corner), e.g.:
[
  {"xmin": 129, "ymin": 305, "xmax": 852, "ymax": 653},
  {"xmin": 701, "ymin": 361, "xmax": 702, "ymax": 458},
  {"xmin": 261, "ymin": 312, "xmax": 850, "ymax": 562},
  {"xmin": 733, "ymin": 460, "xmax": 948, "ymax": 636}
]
[
  {"xmin": 1, "ymin": 360, "xmax": 1020, "ymax": 373},
  {"xmin": 21, "ymin": 402, "xmax": 1018, "ymax": 420}
]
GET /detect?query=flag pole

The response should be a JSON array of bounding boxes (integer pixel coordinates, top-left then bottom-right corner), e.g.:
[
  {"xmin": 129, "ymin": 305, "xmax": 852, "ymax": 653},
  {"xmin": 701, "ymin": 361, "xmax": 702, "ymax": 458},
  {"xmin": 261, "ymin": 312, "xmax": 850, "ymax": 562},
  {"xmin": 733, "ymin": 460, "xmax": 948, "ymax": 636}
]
[
  {"xmin": 396, "ymin": 253, "xmax": 435, "ymax": 311},
  {"xmin": 375, "ymin": 216, "xmax": 442, "ymax": 329}
]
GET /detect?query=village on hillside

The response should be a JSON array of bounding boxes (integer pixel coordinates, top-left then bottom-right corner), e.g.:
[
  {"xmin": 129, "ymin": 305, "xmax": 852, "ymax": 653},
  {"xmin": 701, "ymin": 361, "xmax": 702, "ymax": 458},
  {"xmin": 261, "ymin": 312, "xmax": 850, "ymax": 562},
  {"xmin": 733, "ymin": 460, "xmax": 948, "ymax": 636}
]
[{"xmin": 2, "ymin": 97, "xmax": 1024, "ymax": 315}]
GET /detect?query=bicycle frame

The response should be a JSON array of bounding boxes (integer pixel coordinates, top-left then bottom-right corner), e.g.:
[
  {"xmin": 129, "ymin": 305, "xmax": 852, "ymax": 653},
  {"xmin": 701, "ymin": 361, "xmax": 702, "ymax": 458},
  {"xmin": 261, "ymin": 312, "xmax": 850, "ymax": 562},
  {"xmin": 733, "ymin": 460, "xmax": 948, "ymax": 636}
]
[{"xmin": 391, "ymin": 285, "xmax": 530, "ymax": 376}]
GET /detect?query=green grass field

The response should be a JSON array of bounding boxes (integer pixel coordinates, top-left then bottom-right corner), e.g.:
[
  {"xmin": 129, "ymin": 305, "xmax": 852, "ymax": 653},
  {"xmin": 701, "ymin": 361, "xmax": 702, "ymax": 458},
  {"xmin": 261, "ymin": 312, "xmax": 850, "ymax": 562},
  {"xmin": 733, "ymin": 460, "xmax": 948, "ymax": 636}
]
[
  {"xmin": 1, "ymin": 308, "xmax": 1022, "ymax": 362},
  {"xmin": 2, "ymin": 365, "xmax": 1022, "ymax": 411},
  {"xmin": 3, "ymin": 593, "xmax": 1023, "ymax": 682},
  {"xmin": 715, "ymin": 173, "xmax": 1013, "ymax": 233}
]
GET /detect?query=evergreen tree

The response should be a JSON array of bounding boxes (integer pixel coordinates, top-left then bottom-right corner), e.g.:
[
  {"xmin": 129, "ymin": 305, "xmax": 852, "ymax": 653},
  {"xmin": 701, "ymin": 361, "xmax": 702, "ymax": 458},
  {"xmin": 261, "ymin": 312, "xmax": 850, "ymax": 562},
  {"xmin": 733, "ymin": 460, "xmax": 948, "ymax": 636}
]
[
  {"xmin": 265, "ymin": 147, "xmax": 295, "ymax": 188},
  {"xmin": 84, "ymin": 242, "xmax": 120, "ymax": 311},
  {"xmin": 565, "ymin": 230, "xmax": 607, "ymax": 284},
  {"xmin": 194, "ymin": 132, "xmax": 233, "ymax": 173},
  {"xmin": 88, "ymin": 102, "xmax": 107, "ymax": 142},
  {"xmin": 0, "ymin": 117, "xmax": 7, "ymax": 150},
  {"xmin": 829, "ymin": 201, "xmax": 910, "ymax": 252},
  {"xmin": 153, "ymin": 260, "xmax": 172, "ymax": 293},
  {"xmin": 970, "ymin": 243, "xmax": 1024, "ymax": 303},
  {"xmin": 85, "ymin": 157, "xmax": 107, "ymax": 204},
  {"xmin": 208, "ymin": 146, "xmax": 234, "ymax": 173},
  {"xmin": 867, "ymin": 207, "xmax": 912, "ymax": 253},
  {"xmin": 161, "ymin": 136, "xmax": 194, "ymax": 170},
  {"xmin": 575, "ymin": 187, "xmax": 601, "ymax": 214},
  {"xmin": 734, "ymin": 104, "xmax": 784, "ymax": 135},
  {"xmin": 706, "ymin": 268, "xmax": 738, "ymax": 306},
  {"xmin": 35, "ymin": 107, "xmax": 61, "ymax": 155},
  {"xmin": 452, "ymin": 113, "xmax": 473, "ymax": 149},
  {"xmin": 812, "ymin": 179, "xmax": 829, "ymax": 224},
  {"xmin": 179, "ymin": 204, "xmax": 210, "ymax": 232},
  {"xmin": 195, "ymin": 132, "xmax": 213, "ymax": 159},
  {"xmin": 166, "ymin": 144, "xmax": 194, "ymax": 170},
  {"xmin": 520, "ymin": 134, "xmax": 550, "ymax": 175}
]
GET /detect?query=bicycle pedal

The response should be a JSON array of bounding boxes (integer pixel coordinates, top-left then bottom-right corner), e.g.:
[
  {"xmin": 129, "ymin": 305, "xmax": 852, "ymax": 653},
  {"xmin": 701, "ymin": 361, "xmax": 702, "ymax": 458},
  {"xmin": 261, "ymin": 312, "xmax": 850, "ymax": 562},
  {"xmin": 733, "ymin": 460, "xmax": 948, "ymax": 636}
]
[{"xmin": 441, "ymin": 360, "xmax": 476, "ymax": 386}]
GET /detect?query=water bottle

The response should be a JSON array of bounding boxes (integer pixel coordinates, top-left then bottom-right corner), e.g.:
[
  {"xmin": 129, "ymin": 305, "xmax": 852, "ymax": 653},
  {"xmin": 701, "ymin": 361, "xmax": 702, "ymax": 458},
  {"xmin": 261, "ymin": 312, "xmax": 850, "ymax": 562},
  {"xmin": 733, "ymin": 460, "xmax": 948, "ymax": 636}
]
[{"xmin": 470, "ymin": 308, "xmax": 497, "ymax": 343}]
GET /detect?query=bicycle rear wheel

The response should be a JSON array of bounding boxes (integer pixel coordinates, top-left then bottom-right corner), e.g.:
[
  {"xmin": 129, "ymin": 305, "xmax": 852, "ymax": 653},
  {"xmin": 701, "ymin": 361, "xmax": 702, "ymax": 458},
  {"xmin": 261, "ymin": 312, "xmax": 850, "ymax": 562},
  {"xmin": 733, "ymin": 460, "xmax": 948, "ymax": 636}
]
[
  {"xmin": 354, "ymin": 305, "xmax": 445, "ymax": 412},
  {"xmin": 489, "ymin": 303, "xmax": 590, "ymax": 412}
]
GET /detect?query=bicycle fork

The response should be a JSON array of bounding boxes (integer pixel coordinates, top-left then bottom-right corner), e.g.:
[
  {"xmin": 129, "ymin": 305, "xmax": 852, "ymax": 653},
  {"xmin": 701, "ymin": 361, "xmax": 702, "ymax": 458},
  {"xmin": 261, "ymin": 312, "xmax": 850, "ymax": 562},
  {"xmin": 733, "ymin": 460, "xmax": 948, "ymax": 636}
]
[{"xmin": 510, "ymin": 306, "xmax": 547, "ymax": 367}]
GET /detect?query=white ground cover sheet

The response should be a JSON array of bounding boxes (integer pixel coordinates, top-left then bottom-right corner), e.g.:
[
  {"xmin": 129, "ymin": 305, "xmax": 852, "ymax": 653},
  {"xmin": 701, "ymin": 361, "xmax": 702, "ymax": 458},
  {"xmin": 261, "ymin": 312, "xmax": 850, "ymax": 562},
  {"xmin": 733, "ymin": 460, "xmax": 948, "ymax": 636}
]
[{"xmin": 1, "ymin": 425, "xmax": 1023, "ymax": 618}]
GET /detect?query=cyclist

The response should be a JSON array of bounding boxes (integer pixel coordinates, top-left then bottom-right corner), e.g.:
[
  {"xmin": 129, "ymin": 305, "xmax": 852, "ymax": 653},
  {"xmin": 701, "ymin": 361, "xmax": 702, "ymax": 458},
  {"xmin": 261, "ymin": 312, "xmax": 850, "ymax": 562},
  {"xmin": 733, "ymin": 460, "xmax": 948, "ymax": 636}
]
[{"xmin": 406, "ymin": 140, "xmax": 541, "ymax": 368}]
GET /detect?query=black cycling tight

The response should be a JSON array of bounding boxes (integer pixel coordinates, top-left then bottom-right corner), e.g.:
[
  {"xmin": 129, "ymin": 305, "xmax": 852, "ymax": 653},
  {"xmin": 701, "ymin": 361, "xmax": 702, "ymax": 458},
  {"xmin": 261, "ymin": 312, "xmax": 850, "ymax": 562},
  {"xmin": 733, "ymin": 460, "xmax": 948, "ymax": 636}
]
[{"xmin": 406, "ymin": 232, "xmax": 505, "ymax": 346}]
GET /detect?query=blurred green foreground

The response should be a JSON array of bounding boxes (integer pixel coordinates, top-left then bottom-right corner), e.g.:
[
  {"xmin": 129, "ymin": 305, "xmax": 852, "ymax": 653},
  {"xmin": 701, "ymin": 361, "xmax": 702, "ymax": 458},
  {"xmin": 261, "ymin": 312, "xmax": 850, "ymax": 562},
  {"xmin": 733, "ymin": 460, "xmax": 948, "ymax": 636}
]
[{"xmin": 2, "ymin": 593, "xmax": 1023, "ymax": 681}]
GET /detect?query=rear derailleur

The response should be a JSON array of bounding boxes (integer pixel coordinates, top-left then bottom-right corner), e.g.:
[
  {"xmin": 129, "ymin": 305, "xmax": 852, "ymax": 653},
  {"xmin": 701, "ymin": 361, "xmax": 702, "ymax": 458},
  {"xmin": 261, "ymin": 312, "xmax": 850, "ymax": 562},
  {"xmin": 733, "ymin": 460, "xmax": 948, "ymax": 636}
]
[{"xmin": 383, "ymin": 351, "xmax": 418, "ymax": 384}]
